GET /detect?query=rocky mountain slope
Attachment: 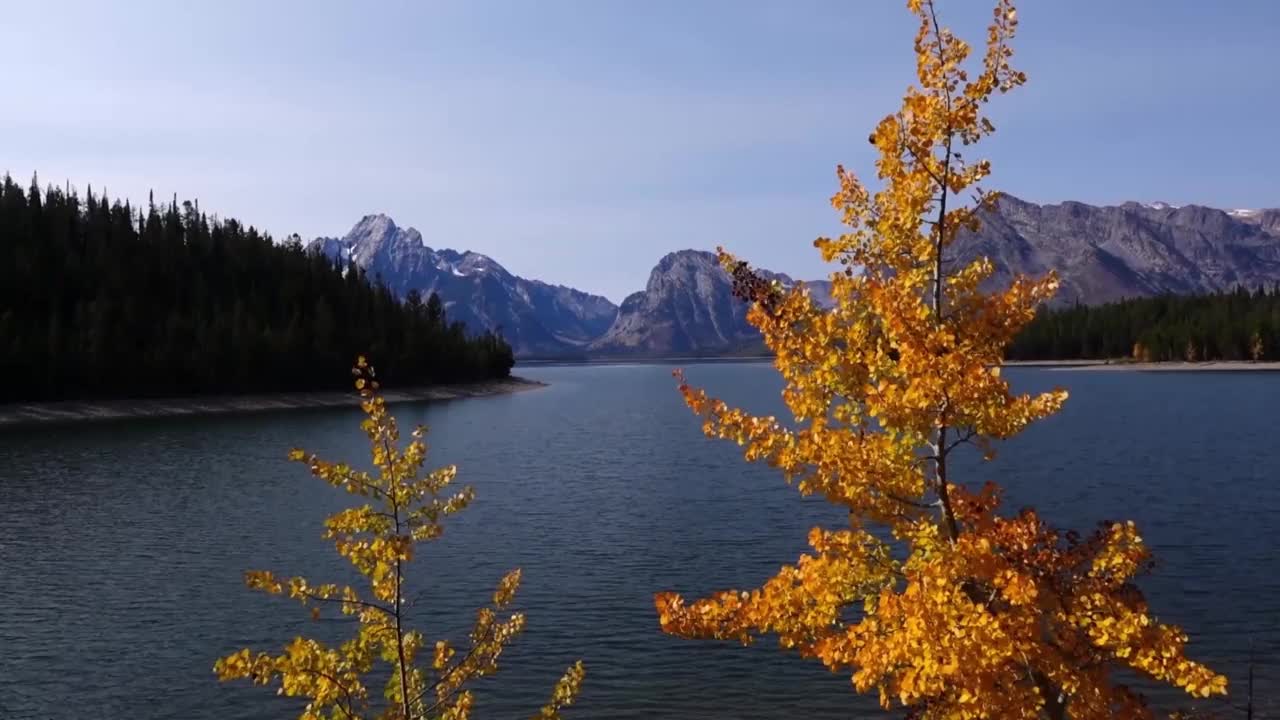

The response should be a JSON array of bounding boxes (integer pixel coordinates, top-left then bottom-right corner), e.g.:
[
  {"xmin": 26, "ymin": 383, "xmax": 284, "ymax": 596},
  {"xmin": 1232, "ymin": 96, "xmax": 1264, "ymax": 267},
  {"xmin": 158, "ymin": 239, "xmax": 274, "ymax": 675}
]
[
  {"xmin": 957, "ymin": 196, "xmax": 1280, "ymax": 305},
  {"xmin": 589, "ymin": 198, "xmax": 1280, "ymax": 356},
  {"xmin": 312, "ymin": 196, "xmax": 1280, "ymax": 358},
  {"xmin": 308, "ymin": 215, "xmax": 617, "ymax": 356},
  {"xmin": 585, "ymin": 250, "xmax": 802, "ymax": 356}
]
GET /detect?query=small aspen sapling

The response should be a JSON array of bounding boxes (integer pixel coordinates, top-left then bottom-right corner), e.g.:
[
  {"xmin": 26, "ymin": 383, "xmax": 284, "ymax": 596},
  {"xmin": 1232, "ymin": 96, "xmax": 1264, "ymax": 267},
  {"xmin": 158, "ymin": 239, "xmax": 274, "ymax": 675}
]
[{"xmin": 215, "ymin": 357, "xmax": 584, "ymax": 720}]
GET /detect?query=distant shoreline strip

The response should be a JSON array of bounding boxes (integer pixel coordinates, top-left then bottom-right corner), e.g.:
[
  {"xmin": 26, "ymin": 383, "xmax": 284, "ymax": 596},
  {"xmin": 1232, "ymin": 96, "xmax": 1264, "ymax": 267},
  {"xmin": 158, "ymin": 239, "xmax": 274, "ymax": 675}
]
[
  {"xmin": 0, "ymin": 377, "xmax": 546, "ymax": 428},
  {"xmin": 1005, "ymin": 360, "xmax": 1280, "ymax": 372}
]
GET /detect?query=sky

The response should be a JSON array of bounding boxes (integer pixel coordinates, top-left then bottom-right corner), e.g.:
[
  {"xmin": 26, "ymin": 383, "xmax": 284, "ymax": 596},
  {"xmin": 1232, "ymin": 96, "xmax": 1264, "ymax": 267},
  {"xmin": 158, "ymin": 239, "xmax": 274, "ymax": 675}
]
[{"xmin": 4, "ymin": 1, "xmax": 1279, "ymax": 302}]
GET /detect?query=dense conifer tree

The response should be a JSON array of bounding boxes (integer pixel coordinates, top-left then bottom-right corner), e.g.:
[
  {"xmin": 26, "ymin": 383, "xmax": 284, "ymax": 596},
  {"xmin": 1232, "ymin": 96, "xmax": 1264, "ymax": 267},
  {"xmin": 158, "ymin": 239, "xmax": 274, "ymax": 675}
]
[
  {"xmin": 0, "ymin": 174, "xmax": 514, "ymax": 401},
  {"xmin": 1007, "ymin": 288, "xmax": 1280, "ymax": 362}
]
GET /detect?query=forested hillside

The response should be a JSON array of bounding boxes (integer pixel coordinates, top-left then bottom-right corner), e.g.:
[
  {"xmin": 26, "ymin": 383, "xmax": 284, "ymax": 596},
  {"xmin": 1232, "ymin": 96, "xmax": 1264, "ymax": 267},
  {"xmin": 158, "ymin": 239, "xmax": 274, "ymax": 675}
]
[
  {"xmin": 0, "ymin": 174, "xmax": 513, "ymax": 402},
  {"xmin": 1007, "ymin": 287, "xmax": 1280, "ymax": 361}
]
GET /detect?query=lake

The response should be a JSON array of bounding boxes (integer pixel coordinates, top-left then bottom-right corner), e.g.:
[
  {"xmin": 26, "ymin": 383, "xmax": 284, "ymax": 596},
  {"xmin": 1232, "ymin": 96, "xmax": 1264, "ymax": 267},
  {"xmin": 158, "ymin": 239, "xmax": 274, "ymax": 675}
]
[{"xmin": 0, "ymin": 363, "xmax": 1276, "ymax": 719}]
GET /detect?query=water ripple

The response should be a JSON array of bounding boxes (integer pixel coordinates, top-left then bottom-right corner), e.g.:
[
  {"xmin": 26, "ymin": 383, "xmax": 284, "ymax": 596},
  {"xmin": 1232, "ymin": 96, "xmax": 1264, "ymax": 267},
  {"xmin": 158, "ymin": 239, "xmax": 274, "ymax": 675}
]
[{"xmin": 0, "ymin": 364, "xmax": 1275, "ymax": 718}]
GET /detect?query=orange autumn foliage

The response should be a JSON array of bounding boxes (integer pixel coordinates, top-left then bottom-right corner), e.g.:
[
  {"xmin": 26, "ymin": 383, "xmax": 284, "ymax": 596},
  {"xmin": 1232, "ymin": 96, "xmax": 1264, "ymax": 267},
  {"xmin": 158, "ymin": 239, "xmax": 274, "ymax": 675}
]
[{"xmin": 653, "ymin": 2, "xmax": 1227, "ymax": 718}]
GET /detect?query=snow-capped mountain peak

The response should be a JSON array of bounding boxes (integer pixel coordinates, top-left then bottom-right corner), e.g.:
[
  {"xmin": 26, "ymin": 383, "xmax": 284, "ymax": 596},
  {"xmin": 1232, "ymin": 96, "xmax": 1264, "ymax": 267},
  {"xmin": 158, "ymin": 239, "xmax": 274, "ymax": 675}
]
[{"xmin": 306, "ymin": 215, "xmax": 618, "ymax": 356}]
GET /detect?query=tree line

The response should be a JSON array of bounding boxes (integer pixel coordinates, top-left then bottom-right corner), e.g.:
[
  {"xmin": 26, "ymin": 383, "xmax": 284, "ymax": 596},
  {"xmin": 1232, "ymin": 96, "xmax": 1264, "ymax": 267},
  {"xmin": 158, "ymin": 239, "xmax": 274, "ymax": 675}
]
[
  {"xmin": 1007, "ymin": 286, "xmax": 1280, "ymax": 362},
  {"xmin": 0, "ymin": 173, "xmax": 514, "ymax": 402}
]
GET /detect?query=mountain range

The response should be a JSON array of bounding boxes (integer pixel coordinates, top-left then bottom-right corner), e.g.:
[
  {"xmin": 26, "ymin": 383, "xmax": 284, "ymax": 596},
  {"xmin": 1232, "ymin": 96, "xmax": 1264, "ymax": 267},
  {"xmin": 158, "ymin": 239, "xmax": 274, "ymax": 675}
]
[
  {"xmin": 309, "ymin": 195, "xmax": 1280, "ymax": 358},
  {"xmin": 957, "ymin": 196, "xmax": 1280, "ymax": 305},
  {"xmin": 311, "ymin": 215, "xmax": 616, "ymax": 356}
]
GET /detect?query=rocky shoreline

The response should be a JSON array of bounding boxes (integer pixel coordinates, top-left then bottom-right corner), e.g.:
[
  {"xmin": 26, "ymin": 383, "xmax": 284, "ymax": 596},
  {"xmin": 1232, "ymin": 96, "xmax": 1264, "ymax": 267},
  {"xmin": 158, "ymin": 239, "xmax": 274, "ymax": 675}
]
[{"xmin": 0, "ymin": 376, "xmax": 546, "ymax": 427}]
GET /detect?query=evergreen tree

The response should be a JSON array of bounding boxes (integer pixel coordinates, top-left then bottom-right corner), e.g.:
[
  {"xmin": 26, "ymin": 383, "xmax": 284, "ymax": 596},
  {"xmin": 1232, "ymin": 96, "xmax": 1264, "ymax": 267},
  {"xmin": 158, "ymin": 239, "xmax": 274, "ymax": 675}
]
[
  {"xmin": 0, "ymin": 176, "xmax": 515, "ymax": 401},
  {"xmin": 1007, "ymin": 290, "xmax": 1280, "ymax": 362}
]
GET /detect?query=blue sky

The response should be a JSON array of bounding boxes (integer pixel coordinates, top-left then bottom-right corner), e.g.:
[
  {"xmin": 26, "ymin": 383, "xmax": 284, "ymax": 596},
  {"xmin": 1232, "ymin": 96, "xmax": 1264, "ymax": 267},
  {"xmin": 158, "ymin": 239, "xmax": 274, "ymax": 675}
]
[{"xmin": 4, "ymin": 1, "xmax": 1278, "ymax": 301}]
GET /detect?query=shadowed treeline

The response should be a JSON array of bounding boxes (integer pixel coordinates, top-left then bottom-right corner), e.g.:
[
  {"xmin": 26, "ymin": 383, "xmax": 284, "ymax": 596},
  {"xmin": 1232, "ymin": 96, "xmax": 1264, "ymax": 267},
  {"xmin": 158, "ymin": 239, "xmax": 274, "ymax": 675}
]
[
  {"xmin": 1008, "ymin": 288, "xmax": 1280, "ymax": 362},
  {"xmin": 0, "ymin": 174, "xmax": 514, "ymax": 402}
]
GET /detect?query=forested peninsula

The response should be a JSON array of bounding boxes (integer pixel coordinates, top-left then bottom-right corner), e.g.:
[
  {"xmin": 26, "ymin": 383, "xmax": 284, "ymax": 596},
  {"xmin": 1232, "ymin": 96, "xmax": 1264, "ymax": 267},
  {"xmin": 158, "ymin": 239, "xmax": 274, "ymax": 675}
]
[
  {"xmin": 1006, "ymin": 289, "xmax": 1280, "ymax": 362},
  {"xmin": 0, "ymin": 174, "xmax": 514, "ymax": 403}
]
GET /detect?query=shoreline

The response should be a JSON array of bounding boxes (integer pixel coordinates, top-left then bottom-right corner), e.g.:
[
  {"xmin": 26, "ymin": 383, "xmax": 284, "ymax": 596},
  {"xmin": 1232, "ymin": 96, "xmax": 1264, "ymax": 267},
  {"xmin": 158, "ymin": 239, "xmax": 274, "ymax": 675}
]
[
  {"xmin": 0, "ymin": 376, "xmax": 546, "ymax": 428},
  {"xmin": 1003, "ymin": 360, "xmax": 1107, "ymax": 367},
  {"xmin": 517, "ymin": 355, "xmax": 773, "ymax": 366},
  {"xmin": 1005, "ymin": 360, "xmax": 1280, "ymax": 372}
]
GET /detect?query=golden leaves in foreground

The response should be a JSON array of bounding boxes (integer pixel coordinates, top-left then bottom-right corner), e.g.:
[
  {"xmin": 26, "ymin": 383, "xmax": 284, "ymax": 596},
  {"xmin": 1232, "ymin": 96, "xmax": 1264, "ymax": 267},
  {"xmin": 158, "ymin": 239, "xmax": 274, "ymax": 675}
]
[
  {"xmin": 655, "ymin": 1, "xmax": 1226, "ymax": 718},
  {"xmin": 215, "ymin": 361, "xmax": 583, "ymax": 720}
]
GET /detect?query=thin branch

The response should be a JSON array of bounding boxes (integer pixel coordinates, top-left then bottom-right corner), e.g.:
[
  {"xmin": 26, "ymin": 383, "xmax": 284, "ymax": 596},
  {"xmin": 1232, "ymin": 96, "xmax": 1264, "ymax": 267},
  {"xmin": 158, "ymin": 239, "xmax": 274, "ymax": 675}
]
[
  {"xmin": 944, "ymin": 428, "xmax": 978, "ymax": 455},
  {"xmin": 406, "ymin": 613, "xmax": 506, "ymax": 711},
  {"xmin": 297, "ymin": 589, "xmax": 393, "ymax": 617},
  {"xmin": 920, "ymin": 0, "xmax": 962, "ymax": 545},
  {"xmin": 925, "ymin": 0, "xmax": 955, "ymax": 114},
  {"xmin": 881, "ymin": 490, "xmax": 940, "ymax": 510},
  {"xmin": 902, "ymin": 121, "xmax": 945, "ymax": 187},
  {"xmin": 298, "ymin": 668, "xmax": 361, "ymax": 720},
  {"xmin": 341, "ymin": 473, "xmax": 387, "ymax": 501},
  {"xmin": 868, "ymin": 550, "xmax": 908, "ymax": 580},
  {"xmin": 410, "ymin": 644, "xmax": 485, "ymax": 711},
  {"xmin": 391, "ymin": 495, "xmax": 412, "ymax": 720}
]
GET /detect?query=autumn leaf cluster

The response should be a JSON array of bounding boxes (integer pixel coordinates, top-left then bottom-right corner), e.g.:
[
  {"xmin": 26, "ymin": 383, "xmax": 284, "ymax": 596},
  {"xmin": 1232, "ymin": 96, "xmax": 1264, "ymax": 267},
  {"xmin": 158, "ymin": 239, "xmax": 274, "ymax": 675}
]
[
  {"xmin": 655, "ymin": 2, "xmax": 1226, "ymax": 718},
  {"xmin": 215, "ymin": 357, "xmax": 584, "ymax": 720}
]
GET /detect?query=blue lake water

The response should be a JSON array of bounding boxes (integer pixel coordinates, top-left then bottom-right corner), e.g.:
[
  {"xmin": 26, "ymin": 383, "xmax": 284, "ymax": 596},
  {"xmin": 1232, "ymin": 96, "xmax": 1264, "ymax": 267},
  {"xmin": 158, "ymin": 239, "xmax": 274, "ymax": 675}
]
[{"xmin": 0, "ymin": 363, "xmax": 1276, "ymax": 718}]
